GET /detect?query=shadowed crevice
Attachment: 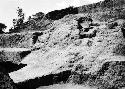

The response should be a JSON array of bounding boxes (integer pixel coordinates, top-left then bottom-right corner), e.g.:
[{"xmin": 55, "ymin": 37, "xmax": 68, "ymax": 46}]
[
  {"xmin": 0, "ymin": 61, "xmax": 27, "ymax": 73},
  {"xmin": 20, "ymin": 51, "xmax": 31, "ymax": 59},
  {"xmin": 32, "ymin": 32, "xmax": 43, "ymax": 44},
  {"xmin": 16, "ymin": 70, "xmax": 71, "ymax": 89}
]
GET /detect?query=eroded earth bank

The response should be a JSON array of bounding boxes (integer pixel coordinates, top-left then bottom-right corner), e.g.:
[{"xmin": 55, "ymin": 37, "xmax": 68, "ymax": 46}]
[{"xmin": 1, "ymin": 0, "xmax": 125, "ymax": 89}]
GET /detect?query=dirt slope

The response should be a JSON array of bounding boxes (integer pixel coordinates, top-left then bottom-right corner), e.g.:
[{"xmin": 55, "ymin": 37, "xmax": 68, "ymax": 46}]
[{"xmin": 8, "ymin": 13, "xmax": 125, "ymax": 89}]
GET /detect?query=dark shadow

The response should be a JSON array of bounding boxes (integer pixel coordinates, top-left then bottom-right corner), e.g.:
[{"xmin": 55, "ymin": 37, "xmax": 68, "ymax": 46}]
[
  {"xmin": 45, "ymin": 6, "xmax": 78, "ymax": 20},
  {"xmin": 79, "ymin": 34, "xmax": 87, "ymax": 39},
  {"xmin": 84, "ymin": 27, "xmax": 94, "ymax": 32},
  {"xmin": 32, "ymin": 32, "xmax": 43, "ymax": 44},
  {"xmin": 90, "ymin": 23, "xmax": 100, "ymax": 26},
  {"xmin": 20, "ymin": 51, "xmax": 31, "ymax": 59},
  {"xmin": 79, "ymin": 30, "xmax": 97, "ymax": 39},
  {"xmin": 108, "ymin": 22, "xmax": 118, "ymax": 29},
  {"xmin": 0, "ymin": 71, "xmax": 18, "ymax": 89},
  {"xmin": 16, "ymin": 70, "xmax": 71, "ymax": 89},
  {"xmin": 0, "ymin": 61, "xmax": 27, "ymax": 73},
  {"xmin": 121, "ymin": 28, "xmax": 125, "ymax": 38},
  {"xmin": 97, "ymin": 62, "xmax": 110, "ymax": 76}
]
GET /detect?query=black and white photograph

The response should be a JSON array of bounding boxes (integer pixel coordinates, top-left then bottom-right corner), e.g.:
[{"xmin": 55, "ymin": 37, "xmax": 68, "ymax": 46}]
[{"xmin": 1, "ymin": 0, "xmax": 125, "ymax": 89}]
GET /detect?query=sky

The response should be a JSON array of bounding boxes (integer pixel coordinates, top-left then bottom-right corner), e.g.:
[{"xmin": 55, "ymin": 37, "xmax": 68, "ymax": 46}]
[{"xmin": 0, "ymin": 0, "xmax": 104, "ymax": 31}]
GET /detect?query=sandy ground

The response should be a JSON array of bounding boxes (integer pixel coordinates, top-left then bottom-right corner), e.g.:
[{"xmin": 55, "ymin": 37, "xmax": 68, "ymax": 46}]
[{"xmin": 36, "ymin": 83, "xmax": 97, "ymax": 89}]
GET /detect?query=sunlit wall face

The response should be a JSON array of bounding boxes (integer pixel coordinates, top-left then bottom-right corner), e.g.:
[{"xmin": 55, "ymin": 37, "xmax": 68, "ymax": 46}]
[{"xmin": 0, "ymin": 0, "xmax": 104, "ymax": 32}]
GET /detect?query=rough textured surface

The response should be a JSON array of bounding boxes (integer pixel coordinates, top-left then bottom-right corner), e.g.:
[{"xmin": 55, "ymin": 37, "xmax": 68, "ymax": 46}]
[
  {"xmin": 8, "ymin": 12, "xmax": 125, "ymax": 89},
  {"xmin": 69, "ymin": 61, "xmax": 125, "ymax": 89},
  {"xmin": 0, "ymin": 33, "xmax": 31, "ymax": 48},
  {"xmin": 36, "ymin": 83, "xmax": 97, "ymax": 89},
  {"xmin": 0, "ymin": 32, "xmax": 42, "ymax": 48},
  {"xmin": 0, "ymin": 67, "xmax": 17, "ymax": 89},
  {"xmin": 1, "ymin": 0, "xmax": 125, "ymax": 89},
  {"xmin": 0, "ymin": 48, "xmax": 31, "ymax": 64}
]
